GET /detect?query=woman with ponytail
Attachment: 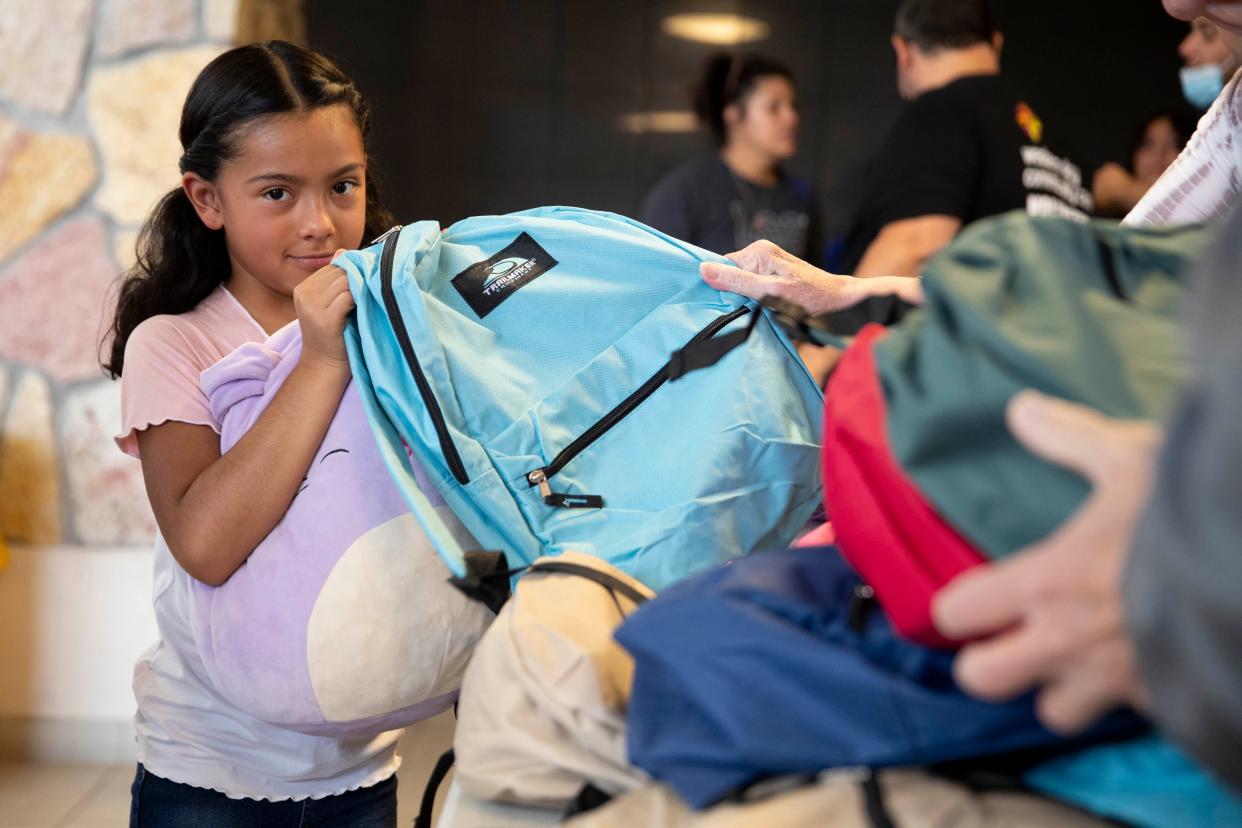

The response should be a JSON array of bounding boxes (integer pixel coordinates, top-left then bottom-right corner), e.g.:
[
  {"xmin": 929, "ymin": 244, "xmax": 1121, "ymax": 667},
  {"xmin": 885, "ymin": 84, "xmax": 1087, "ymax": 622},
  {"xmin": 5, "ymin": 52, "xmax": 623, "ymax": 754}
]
[
  {"xmin": 640, "ymin": 52, "xmax": 822, "ymax": 265},
  {"xmin": 104, "ymin": 42, "xmax": 405, "ymax": 825}
]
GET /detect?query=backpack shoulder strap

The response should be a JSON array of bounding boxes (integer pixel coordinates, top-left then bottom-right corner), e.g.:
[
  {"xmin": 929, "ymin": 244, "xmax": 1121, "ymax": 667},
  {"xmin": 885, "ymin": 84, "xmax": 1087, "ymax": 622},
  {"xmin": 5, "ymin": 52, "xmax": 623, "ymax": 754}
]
[{"xmin": 527, "ymin": 559, "xmax": 652, "ymax": 607}]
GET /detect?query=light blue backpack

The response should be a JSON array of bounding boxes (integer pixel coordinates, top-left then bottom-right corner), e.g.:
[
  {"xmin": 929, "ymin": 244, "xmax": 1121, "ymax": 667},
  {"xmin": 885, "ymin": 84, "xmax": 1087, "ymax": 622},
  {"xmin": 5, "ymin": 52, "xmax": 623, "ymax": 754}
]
[{"xmin": 336, "ymin": 206, "xmax": 824, "ymax": 596}]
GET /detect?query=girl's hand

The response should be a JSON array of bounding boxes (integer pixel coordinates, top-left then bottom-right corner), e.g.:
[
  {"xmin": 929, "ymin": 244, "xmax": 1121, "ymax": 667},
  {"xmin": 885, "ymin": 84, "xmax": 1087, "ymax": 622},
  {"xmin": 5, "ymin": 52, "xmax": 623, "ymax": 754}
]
[
  {"xmin": 294, "ymin": 249, "xmax": 355, "ymax": 373},
  {"xmin": 700, "ymin": 239, "xmax": 923, "ymax": 315}
]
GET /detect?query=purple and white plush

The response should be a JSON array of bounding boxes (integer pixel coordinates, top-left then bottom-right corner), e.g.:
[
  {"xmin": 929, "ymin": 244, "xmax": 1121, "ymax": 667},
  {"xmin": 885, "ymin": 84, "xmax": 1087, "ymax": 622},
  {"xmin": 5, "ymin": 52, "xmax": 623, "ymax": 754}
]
[{"xmin": 190, "ymin": 322, "xmax": 492, "ymax": 736}]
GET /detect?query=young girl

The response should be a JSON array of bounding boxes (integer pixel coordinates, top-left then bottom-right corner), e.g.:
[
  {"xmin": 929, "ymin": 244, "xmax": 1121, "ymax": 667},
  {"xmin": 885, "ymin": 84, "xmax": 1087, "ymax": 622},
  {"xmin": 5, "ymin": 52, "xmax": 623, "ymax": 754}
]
[
  {"xmin": 640, "ymin": 52, "xmax": 822, "ymax": 266},
  {"xmin": 104, "ymin": 41, "xmax": 402, "ymax": 825}
]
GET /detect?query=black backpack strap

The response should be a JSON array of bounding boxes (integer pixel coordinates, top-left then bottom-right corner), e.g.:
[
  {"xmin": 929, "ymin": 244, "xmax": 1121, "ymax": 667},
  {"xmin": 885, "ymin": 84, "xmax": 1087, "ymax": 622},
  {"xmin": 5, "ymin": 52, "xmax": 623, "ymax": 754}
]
[
  {"xmin": 447, "ymin": 550, "xmax": 525, "ymax": 614},
  {"xmin": 413, "ymin": 748, "xmax": 455, "ymax": 828},
  {"xmin": 667, "ymin": 304, "xmax": 763, "ymax": 380},
  {"xmin": 761, "ymin": 296, "xmax": 854, "ymax": 349},
  {"xmin": 562, "ymin": 782, "xmax": 615, "ymax": 819},
  {"xmin": 450, "ymin": 554, "xmax": 650, "ymax": 615},
  {"xmin": 819, "ymin": 294, "xmax": 916, "ymax": 337},
  {"xmin": 525, "ymin": 559, "xmax": 651, "ymax": 607},
  {"xmin": 861, "ymin": 769, "xmax": 898, "ymax": 828},
  {"xmin": 1094, "ymin": 231, "xmax": 1128, "ymax": 301}
]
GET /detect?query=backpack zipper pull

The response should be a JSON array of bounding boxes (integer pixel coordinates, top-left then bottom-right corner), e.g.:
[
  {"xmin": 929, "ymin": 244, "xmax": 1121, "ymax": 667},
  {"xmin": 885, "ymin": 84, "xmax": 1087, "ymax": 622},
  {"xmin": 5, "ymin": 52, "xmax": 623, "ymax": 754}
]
[
  {"xmin": 528, "ymin": 468, "xmax": 553, "ymax": 499},
  {"xmin": 370, "ymin": 224, "xmax": 404, "ymax": 246},
  {"xmin": 848, "ymin": 583, "xmax": 876, "ymax": 633},
  {"xmin": 527, "ymin": 468, "xmax": 604, "ymax": 509}
]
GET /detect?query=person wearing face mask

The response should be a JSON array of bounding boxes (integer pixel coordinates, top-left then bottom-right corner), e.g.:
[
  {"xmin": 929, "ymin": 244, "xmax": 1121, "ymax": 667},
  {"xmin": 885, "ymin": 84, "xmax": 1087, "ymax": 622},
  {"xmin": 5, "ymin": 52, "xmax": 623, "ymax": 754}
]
[
  {"xmin": 640, "ymin": 53, "xmax": 822, "ymax": 265},
  {"xmin": 835, "ymin": 0, "xmax": 1092, "ymax": 286},
  {"xmin": 1179, "ymin": 16, "xmax": 1241, "ymax": 109},
  {"xmin": 927, "ymin": 0, "xmax": 1242, "ymax": 796},
  {"xmin": 696, "ymin": 8, "xmax": 1242, "ymax": 794},
  {"xmin": 1127, "ymin": 5, "xmax": 1242, "ymax": 225}
]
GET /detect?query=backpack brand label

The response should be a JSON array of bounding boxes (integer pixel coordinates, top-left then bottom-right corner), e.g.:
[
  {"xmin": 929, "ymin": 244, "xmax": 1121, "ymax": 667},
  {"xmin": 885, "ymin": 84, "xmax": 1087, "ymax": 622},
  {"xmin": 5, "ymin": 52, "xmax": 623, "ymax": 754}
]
[{"xmin": 452, "ymin": 233, "xmax": 557, "ymax": 318}]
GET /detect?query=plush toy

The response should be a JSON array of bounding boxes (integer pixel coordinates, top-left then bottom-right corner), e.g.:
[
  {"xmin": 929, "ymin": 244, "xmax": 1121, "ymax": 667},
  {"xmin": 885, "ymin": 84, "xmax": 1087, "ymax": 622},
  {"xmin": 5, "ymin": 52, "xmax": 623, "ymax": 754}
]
[{"xmin": 189, "ymin": 322, "xmax": 493, "ymax": 735}]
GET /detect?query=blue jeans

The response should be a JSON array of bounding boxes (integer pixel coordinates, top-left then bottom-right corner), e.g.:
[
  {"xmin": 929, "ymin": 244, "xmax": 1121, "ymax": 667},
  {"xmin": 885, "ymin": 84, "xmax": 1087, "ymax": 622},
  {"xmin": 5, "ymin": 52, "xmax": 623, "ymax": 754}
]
[{"xmin": 128, "ymin": 763, "xmax": 398, "ymax": 827}]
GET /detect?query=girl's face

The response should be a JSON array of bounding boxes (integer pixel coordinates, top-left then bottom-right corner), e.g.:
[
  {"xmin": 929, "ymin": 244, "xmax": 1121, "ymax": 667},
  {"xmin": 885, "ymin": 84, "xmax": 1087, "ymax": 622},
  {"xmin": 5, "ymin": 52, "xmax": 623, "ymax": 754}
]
[
  {"xmin": 185, "ymin": 104, "xmax": 367, "ymax": 300},
  {"xmin": 727, "ymin": 75, "xmax": 799, "ymax": 164},
  {"xmin": 1133, "ymin": 117, "xmax": 1182, "ymax": 184}
]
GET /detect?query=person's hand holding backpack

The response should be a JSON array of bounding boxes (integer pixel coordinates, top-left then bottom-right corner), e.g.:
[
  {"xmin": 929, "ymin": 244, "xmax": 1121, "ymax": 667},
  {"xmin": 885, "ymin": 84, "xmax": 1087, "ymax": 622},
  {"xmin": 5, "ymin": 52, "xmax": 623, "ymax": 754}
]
[
  {"xmin": 700, "ymin": 239, "xmax": 924, "ymax": 315},
  {"xmin": 933, "ymin": 391, "xmax": 1162, "ymax": 733}
]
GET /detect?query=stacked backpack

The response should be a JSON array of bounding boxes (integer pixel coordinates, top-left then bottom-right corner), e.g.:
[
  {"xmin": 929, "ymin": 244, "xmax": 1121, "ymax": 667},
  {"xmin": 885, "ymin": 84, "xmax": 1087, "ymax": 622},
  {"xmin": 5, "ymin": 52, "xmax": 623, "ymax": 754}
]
[
  {"xmin": 820, "ymin": 212, "xmax": 1202, "ymax": 644},
  {"xmin": 336, "ymin": 207, "xmax": 1242, "ymax": 826},
  {"xmin": 617, "ymin": 213, "xmax": 1242, "ymax": 828}
]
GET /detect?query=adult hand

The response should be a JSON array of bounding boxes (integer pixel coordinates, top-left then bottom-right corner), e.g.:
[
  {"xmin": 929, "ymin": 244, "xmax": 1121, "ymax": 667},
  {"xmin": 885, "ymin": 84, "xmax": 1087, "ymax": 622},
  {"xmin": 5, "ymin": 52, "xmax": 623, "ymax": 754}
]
[
  {"xmin": 931, "ymin": 390, "xmax": 1162, "ymax": 734},
  {"xmin": 699, "ymin": 239, "xmax": 923, "ymax": 316},
  {"xmin": 294, "ymin": 249, "xmax": 355, "ymax": 373}
]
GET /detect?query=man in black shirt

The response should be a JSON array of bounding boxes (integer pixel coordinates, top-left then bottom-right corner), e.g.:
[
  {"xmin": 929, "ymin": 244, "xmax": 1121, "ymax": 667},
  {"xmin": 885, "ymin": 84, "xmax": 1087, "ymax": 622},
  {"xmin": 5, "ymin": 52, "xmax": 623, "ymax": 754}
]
[{"xmin": 840, "ymin": 0, "xmax": 1092, "ymax": 278}]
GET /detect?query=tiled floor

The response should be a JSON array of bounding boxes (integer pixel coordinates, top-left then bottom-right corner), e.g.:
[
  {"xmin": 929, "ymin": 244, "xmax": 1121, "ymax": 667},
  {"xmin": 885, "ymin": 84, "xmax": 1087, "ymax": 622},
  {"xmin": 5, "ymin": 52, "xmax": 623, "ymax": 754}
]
[{"xmin": 0, "ymin": 710, "xmax": 456, "ymax": 828}]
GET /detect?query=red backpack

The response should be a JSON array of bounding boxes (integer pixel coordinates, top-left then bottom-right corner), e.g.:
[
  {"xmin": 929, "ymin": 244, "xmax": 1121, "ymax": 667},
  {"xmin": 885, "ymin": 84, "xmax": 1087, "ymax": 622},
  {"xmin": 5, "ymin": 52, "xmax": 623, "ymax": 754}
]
[{"xmin": 818, "ymin": 214, "xmax": 1203, "ymax": 646}]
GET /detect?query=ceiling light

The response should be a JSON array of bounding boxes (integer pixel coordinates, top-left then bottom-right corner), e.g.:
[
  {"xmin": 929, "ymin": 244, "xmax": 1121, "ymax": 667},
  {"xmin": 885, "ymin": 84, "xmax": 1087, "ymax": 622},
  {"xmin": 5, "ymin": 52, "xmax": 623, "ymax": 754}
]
[
  {"xmin": 661, "ymin": 13, "xmax": 770, "ymax": 46},
  {"xmin": 620, "ymin": 110, "xmax": 699, "ymax": 134}
]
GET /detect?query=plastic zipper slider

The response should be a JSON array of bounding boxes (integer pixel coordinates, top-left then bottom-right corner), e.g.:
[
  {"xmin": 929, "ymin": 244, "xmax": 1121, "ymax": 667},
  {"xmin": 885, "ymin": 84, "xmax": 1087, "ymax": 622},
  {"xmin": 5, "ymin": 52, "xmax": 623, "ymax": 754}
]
[{"xmin": 527, "ymin": 468, "xmax": 604, "ymax": 509}]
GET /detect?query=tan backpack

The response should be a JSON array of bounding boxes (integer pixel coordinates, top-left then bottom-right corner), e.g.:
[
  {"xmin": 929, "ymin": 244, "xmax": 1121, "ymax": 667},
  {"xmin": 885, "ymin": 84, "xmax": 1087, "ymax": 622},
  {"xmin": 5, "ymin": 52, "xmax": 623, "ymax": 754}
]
[{"xmin": 452, "ymin": 551, "xmax": 653, "ymax": 809}]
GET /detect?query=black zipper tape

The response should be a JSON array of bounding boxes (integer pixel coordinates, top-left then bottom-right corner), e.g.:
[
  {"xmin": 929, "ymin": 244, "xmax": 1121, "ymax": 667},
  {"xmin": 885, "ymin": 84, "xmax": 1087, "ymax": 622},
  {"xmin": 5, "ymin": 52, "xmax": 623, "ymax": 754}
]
[
  {"xmin": 528, "ymin": 304, "xmax": 752, "ymax": 507},
  {"xmin": 1095, "ymin": 232, "xmax": 1128, "ymax": 302},
  {"xmin": 378, "ymin": 228, "xmax": 470, "ymax": 486},
  {"xmin": 667, "ymin": 303, "xmax": 761, "ymax": 380}
]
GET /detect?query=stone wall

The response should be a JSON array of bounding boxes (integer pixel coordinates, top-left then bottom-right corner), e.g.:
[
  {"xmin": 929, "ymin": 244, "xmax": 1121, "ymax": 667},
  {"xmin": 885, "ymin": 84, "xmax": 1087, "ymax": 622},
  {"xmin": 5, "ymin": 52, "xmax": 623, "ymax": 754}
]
[
  {"xmin": 0, "ymin": 0, "xmax": 238, "ymax": 761},
  {"xmin": 0, "ymin": 0, "xmax": 238, "ymax": 548}
]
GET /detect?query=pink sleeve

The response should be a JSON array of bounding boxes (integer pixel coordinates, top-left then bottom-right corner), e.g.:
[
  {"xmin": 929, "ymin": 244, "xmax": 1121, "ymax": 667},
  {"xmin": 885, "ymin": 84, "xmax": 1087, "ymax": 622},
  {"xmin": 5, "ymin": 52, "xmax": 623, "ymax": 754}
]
[{"xmin": 114, "ymin": 318, "xmax": 220, "ymax": 459}]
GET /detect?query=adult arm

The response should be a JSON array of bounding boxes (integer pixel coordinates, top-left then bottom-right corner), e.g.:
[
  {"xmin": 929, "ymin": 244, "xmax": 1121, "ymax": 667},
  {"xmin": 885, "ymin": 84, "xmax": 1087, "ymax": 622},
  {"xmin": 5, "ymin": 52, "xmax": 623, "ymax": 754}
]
[
  {"xmin": 1122, "ymin": 217, "xmax": 1242, "ymax": 789},
  {"xmin": 1092, "ymin": 163, "xmax": 1152, "ymax": 216},
  {"xmin": 853, "ymin": 214, "xmax": 961, "ymax": 278}
]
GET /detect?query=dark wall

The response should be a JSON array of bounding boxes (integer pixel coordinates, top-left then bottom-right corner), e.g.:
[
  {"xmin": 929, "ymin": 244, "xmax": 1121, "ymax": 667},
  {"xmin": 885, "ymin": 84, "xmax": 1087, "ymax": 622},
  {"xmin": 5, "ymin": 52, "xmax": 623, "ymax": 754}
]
[{"xmin": 307, "ymin": 0, "xmax": 1188, "ymax": 239}]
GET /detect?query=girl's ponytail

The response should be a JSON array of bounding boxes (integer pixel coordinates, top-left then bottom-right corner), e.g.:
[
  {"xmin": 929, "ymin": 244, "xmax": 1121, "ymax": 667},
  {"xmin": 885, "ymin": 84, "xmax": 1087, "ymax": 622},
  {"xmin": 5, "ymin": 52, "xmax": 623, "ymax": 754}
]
[{"xmin": 103, "ymin": 187, "xmax": 229, "ymax": 378}]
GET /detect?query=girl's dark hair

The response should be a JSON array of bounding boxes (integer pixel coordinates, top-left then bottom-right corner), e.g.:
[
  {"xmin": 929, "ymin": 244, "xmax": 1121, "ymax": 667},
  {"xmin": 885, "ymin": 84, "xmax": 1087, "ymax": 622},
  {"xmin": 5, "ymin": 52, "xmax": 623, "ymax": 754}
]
[
  {"xmin": 102, "ymin": 40, "xmax": 395, "ymax": 378},
  {"xmin": 1128, "ymin": 110, "xmax": 1197, "ymax": 173},
  {"xmin": 692, "ymin": 52, "xmax": 793, "ymax": 147}
]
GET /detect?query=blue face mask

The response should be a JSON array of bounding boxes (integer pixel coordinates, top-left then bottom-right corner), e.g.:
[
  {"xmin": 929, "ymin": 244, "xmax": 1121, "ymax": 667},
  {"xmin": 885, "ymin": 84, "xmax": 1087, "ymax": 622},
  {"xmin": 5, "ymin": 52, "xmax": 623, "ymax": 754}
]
[{"xmin": 1180, "ymin": 64, "xmax": 1224, "ymax": 111}]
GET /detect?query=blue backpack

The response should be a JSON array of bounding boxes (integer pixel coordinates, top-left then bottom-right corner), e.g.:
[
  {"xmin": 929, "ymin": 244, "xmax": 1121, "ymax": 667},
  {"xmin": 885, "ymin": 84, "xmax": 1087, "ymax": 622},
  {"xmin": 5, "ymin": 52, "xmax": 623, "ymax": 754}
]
[
  {"xmin": 616, "ymin": 546, "xmax": 1242, "ymax": 827},
  {"xmin": 335, "ymin": 207, "xmax": 824, "ymax": 595}
]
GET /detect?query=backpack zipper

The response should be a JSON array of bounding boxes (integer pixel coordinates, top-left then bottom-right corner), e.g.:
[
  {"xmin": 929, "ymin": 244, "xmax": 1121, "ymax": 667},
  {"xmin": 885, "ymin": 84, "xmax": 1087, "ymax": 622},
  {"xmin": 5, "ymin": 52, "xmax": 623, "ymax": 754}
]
[
  {"xmin": 527, "ymin": 305, "xmax": 752, "ymax": 508},
  {"xmin": 370, "ymin": 224, "xmax": 404, "ymax": 246},
  {"xmin": 379, "ymin": 227, "xmax": 471, "ymax": 485},
  {"xmin": 1093, "ymin": 232, "xmax": 1128, "ymax": 301}
]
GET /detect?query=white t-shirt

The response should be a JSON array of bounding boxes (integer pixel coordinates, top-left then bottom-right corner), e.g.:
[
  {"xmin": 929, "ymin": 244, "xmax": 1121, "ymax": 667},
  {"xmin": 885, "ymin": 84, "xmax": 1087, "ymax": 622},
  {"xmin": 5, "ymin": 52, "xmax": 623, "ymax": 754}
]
[
  {"xmin": 1125, "ymin": 72, "xmax": 1242, "ymax": 228},
  {"xmin": 116, "ymin": 286, "xmax": 401, "ymax": 801}
]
